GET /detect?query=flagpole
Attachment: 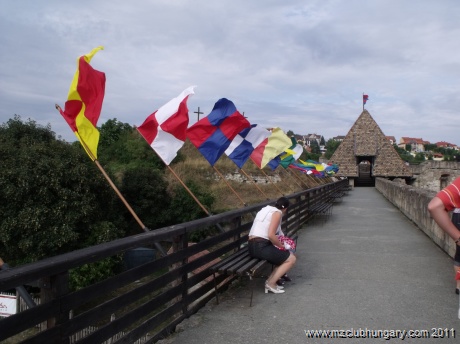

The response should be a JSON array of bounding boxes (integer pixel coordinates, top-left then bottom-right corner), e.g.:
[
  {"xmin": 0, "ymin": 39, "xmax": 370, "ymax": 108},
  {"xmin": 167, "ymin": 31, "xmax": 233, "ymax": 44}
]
[
  {"xmin": 213, "ymin": 166, "xmax": 247, "ymax": 207},
  {"xmin": 259, "ymin": 167, "xmax": 285, "ymax": 196},
  {"xmin": 54, "ymin": 105, "xmax": 168, "ymax": 256},
  {"xmin": 306, "ymin": 173, "xmax": 320, "ymax": 186},
  {"xmin": 239, "ymin": 168, "xmax": 270, "ymax": 200},
  {"xmin": 289, "ymin": 168, "xmax": 309, "ymax": 189},
  {"xmin": 281, "ymin": 167, "xmax": 302, "ymax": 190},
  {"xmin": 298, "ymin": 171, "xmax": 314, "ymax": 188},
  {"xmin": 165, "ymin": 165, "xmax": 215, "ymax": 216},
  {"xmin": 297, "ymin": 169, "xmax": 315, "ymax": 188},
  {"xmin": 133, "ymin": 129, "xmax": 226, "ymax": 233},
  {"xmin": 274, "ymin": 167, "xmax": 296, "ymax": 193}
]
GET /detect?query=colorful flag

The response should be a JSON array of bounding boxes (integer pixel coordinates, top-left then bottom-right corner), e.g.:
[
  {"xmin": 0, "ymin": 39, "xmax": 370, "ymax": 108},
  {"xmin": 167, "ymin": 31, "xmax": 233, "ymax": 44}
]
[
  {"xmin": 225, "ymin": 124, "xmax": 270, "ymax": 168},
  {"xmin": 267, "ymin": 155, "xmax": 281, "ymax": 170},
  {"xmin": 58, "ymin": 47, "xmax": 105, "ymax": 160},
  {"xmin": 290, "ymin": 159, "xmax": 339, "ymax": 177},
  {"xmin": 363, "ymin": 94, "xmax": 369, "ymax": 105},
  {"xmin": 250, "ymin": 128, "xmax": 292, "ymax": 169},
  {"xmin": 276, "ymin": 136, "xmax": 303, "ymax": 169},
  {"xmin": 137, "ymin": 86, "xmax": 196, "ymax": 165},
  {"xmin": 186, "ymin": 98, "xmax": 250, "ymax": 166}
]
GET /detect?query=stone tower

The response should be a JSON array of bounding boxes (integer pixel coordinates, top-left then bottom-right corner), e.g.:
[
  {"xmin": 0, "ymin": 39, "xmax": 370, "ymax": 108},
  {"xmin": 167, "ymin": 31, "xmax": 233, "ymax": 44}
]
[{"xmin": 329, "ymin": 110, "xmax": 412, "ymax": 185}]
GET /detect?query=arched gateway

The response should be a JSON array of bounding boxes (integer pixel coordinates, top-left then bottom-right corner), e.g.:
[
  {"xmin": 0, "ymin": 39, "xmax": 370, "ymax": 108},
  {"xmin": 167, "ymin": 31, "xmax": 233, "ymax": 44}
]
[{"xmin": 329, "ymin": 110, "xmax": 412, "ymax": 187}]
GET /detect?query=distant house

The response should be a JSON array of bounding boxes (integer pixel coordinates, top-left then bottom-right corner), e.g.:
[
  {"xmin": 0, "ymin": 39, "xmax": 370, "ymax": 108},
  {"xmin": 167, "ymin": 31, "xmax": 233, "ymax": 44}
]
[
  {"xmin": 432, "ymin": 152, "xmax": 444, "ymax": 161},
  {"xmin": 436, "ymin": 141, "xmax": 458, "ymax": 150},
  {"xmin": 304, "ymin": 133, "xmax": 322, "ymax": 146},
  {"xmin": 386, "ymin": 136, "xmax": 396, "ymax": 145},
  {"xmin": 333, "ymin": 135, "xmax": 346, "ymax": 142},
  {"xmin": 398, "ymin": 137, "xmax": 429, "ymax": 153}
]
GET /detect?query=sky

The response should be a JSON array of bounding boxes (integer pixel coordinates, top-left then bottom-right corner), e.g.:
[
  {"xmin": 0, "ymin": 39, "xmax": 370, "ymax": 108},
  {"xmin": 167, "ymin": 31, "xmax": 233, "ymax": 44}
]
[{"xmin": 1, "ymin": 0, "xmax": 460, "ymax": 146}]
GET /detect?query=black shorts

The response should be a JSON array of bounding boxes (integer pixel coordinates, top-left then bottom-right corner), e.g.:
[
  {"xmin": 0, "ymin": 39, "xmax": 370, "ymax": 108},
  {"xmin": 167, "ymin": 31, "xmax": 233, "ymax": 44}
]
[
  {"xmin": 248, "ymin": 239, "xmax": 290, "ymax": 266},
  {"xmin": 451, "ymin": 213, "xmax": 460, "ymax": 265}
]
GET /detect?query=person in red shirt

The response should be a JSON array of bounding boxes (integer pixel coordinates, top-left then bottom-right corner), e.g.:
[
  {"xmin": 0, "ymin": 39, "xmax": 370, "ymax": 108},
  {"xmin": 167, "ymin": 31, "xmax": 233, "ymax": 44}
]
[{"xmin": 428, "ymin": 177, "xmax": 460, "ymax": 294}]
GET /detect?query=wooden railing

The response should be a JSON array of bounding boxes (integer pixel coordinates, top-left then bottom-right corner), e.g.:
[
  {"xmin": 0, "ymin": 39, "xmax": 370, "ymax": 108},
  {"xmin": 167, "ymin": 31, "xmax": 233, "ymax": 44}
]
[{"xmin": 0, "ymin": 178, "xmax": 348, "ymax": 343}]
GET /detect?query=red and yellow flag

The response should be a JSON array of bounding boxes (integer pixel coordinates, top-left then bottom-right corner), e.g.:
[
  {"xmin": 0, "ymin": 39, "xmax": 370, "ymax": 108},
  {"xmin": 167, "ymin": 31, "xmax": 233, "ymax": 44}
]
[{"xmin": 58, "ymin": 46, "xmax": 105, "ymax": 160}]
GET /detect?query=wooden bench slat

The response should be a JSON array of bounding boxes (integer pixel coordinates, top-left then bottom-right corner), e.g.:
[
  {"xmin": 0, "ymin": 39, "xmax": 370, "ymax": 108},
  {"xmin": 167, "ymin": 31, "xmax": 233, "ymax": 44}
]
[
  {"xmin": 249, "ymin": 259, "xmax": 269, "ymax": 275},
  {"xmin": 226, "ymin": 255, "xmax": 257, "ymax": 274},
  {"xmin": 209, "ymin": 249, "xmax": 248, "ymax": 272},
  {"xmin": 217, "ymin": 252, "xmax": 251, "ymax": 273},
  {"xmin": 237, "ymin": 258, "xmax": 265, "ymax": 275}
]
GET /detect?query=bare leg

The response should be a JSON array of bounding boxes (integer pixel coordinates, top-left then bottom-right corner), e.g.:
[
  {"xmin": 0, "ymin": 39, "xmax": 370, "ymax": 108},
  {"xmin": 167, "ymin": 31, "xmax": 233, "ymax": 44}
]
[
  {"xmin": 266, "ymin": 254, "xmax": 296, "ymax": 288},
  {"xmin": 455, "ymin": 265, "xmax": 460, "ymax": 291}
]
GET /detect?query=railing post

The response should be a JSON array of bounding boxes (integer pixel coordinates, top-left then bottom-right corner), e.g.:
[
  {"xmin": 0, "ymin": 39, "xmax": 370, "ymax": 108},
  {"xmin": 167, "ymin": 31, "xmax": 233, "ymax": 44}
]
[
  {"xmin": 232, "ymin": 216, "xmax": 242, "ymax": 251},
  {"xmin": 39, "ymin": 271, "xmax": 70, "ymax": 342},
  {"xmin": 168, "ymin": 231, "xmax": 188, "ymax": 313},
  {"xmin": 180, "ymin": 233, "xmax": 189, "ymax": 315}
]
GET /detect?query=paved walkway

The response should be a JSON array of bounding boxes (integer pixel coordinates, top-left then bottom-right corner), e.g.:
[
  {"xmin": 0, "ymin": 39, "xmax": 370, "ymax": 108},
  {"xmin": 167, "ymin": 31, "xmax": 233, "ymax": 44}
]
[{"xmin": 161, "ymin": 187, "xmax": 459, "ymax": 343}]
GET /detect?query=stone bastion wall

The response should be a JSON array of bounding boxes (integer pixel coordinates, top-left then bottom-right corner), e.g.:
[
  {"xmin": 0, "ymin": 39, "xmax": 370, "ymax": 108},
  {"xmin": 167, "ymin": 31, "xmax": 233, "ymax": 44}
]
[{"xmin": 375, "ymin": 178, "xmax": 456, "ymax": 259}]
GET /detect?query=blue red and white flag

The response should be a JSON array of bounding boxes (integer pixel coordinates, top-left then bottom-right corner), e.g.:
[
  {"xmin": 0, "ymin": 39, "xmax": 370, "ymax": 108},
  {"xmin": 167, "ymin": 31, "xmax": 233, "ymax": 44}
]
[
  {"xmin": 225, "ymin": 124, "xmax": 271, "ymax": 168},
  {"xmin": 186, "ymin": 98, "xmax": 251, "ymax": 166}
]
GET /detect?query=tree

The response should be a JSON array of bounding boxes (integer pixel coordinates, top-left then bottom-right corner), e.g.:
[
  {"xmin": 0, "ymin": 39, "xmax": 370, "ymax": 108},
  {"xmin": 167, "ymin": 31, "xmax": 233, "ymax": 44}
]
[
  {"xmin": 324, "ymin": 139, "xmax": 341, "ymax": 159},
  {"xmin": 167, "ymin": 180, "xmax": 216, "ymax": 241},
  {"xmin": 309, "ymin": 140, "xmax": 321, "ymax": 155},
  {"xmin": 424, "ymin": 143, "xmax": 437, "ymax": 152},
  {"xmin": 393, "ymin": 144, "xmax": 413, "ymax": 163},
  {"xmin": 414, "ymin": 152, "xmax": 426, "ymax": 163},
  {"xmin": 0, "ymin": 116, "xmax": 126, "ymax": 266},
  {"xmin": 320, "ymin": 136, "xmax": 326, "ymax": 146},
  {"xmin": 99, "ymin": 118, "xmax": 133, "ymax": 146},
  {"xmin": 120, "ymin": 166, "xmax": 172, "ymax": 234},
  {"xmin": 98, "ymin": 119, "xmax": 165, "ymax": 176}
]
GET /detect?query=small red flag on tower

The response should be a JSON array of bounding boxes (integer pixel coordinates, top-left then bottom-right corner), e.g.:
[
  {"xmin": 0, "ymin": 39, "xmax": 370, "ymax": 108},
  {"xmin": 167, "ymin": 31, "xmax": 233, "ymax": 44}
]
[{"xmin": 363, "ymin": 94, "xmax": 369, "ymax": 105}]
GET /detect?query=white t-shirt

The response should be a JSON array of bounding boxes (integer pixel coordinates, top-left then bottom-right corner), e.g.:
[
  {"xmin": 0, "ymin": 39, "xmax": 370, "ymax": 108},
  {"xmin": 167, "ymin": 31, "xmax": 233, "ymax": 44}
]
[{"xmin": 249, "ymin": 205, "xmax": 282, "ymax": 239}]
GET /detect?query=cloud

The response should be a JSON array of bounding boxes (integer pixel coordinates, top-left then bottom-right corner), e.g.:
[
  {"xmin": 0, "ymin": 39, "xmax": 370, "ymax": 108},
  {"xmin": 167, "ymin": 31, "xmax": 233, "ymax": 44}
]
[{"xmin": 1, "ymin": 0, "xmax": 460, "ymax": 146}]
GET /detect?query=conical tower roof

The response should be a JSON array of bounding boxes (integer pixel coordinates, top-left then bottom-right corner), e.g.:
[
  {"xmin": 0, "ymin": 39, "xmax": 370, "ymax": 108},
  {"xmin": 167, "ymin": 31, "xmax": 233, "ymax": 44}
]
[{"xmin": 329, "ymin": 110, "xmax": 412, "ymax": 177}]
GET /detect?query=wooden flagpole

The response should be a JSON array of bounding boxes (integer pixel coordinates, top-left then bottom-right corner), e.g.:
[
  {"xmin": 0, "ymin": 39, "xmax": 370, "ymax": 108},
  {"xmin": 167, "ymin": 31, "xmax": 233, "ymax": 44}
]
[
  {"xmin": 133, "ymin": 129, "xmax": 227, "ymax": 232},
  {"xmin": 280, "ymin": 168, "xmax": 300, "ymax": 193},
  {"xmin": 259, "ymin": 167, "xmax": 285, "ymax": 196},
  {"xmin": 281, "ymin": 167, "xmax": 302, "ymax": 190},
  {"xmin": 289, "ymin": 168, "xmax": 309, "ymax": 188},
  {"xmin": 306, "ymin": 173, "xmax": 320, "ymax": 186},
  {"xmin": 165, "ymin": 164, "xmax": 215, "ymax": 216},
  {"xmin": 247, "ymin": 159, "xmax": 286, "ymax": 196},
  {"xmin": 55, "ymin": 105, "xmax": 168, "ymax": 255},
  {"xmin": 239, "ymin": 168, "xmax": 270, "ymax": 200},
  {"xmin": 297, "ymin": 170, "xmax": 315, "ymax": 188},
  {"xmin": 213, "ymin": 166, "xmax": 247, "ymax": 206}
]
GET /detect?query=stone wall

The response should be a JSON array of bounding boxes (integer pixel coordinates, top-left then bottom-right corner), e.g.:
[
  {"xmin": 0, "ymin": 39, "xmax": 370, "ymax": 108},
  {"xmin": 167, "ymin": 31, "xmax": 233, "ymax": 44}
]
[
  {"xmin": 375, "ymin": 178, "xmax": 456, "ymax": 258},
  {"xmin": 410, "ymin": 161, "xmax": 460, "ymax": 192}
]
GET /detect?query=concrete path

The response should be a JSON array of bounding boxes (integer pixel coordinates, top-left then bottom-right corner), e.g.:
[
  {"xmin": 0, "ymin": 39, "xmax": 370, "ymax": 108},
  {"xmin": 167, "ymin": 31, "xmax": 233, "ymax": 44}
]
[{"xmin": 160, "ymin": 187, "xmax": 459, "ymax": 343}]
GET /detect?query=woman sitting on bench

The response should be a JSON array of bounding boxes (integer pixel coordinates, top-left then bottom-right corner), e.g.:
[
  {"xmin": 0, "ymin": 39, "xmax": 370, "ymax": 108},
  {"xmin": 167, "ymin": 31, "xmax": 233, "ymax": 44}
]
[{"xmin": 248, "ymin": 197, "xmax": 297, "ymax": 294}]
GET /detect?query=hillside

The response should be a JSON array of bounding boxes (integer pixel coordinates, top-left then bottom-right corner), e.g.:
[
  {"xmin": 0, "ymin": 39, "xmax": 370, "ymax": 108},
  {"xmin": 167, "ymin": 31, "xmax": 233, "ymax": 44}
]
[{"xmin": 164, "ymin": 140, "xmax": 332, "ymax": 213}]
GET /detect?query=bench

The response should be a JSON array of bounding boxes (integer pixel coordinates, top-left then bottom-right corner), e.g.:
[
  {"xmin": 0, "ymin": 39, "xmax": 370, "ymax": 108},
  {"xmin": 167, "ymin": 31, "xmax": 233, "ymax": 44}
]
[
  {"xmin": 209, "ymin": 233, "xmax": 298, "ymax": 307},
  {"xmin": 308, "ymin": 201, "xmax": 333, "ymax": 220},
  {"xmin": 328, "ymin": 190, "xmax": 345, "ymax": 203}
]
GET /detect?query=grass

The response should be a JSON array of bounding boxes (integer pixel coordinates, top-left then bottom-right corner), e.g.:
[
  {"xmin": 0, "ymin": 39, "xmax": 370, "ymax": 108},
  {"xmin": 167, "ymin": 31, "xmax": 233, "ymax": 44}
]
[{"xmin": 165, "ymin": 140, "xmax": 332, "ymax": 212}]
